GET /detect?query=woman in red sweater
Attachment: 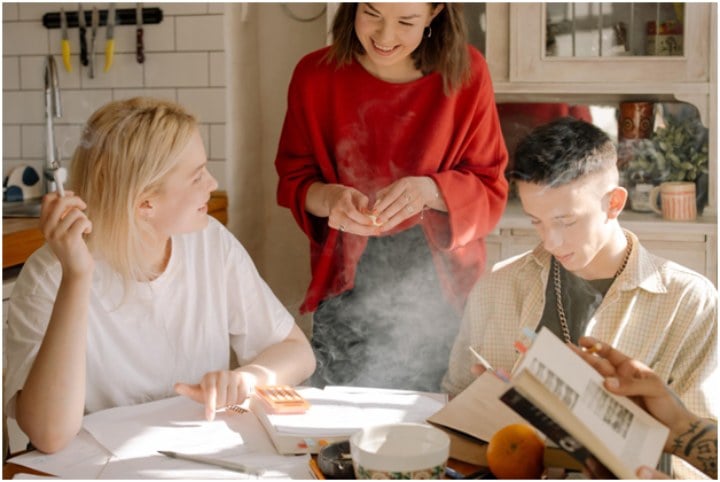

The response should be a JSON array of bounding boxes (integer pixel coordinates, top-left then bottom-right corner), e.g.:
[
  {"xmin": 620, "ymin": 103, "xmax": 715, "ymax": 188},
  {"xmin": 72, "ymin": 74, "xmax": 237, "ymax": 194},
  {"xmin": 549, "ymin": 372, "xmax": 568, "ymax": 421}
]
[{"xmin": 275, "ymin": 3, "xmax": 508, "ymax": 391}]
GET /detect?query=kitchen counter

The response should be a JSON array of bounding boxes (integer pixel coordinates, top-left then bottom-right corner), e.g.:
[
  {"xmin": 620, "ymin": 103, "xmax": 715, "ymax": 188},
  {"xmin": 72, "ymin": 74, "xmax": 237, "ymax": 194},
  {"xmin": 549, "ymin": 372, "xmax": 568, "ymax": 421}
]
[
  {"xmin": 488, "ymin": 199, "xmax": 717, "ymax": 286},
  {"xmin": 495, "ymin": 199, "xmax": 717, "ymax": 235},
  {"xmin": 2, "ymin": 191, "xmax": 228, "ymax": 270}
]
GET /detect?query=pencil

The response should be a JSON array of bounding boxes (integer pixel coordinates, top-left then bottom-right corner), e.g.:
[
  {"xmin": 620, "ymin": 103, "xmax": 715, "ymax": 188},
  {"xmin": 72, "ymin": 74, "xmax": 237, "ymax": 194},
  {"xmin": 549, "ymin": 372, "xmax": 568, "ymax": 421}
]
[
  {"xmin": 469, "ymin": 346, "xmax": 510, "ymax": 382},
  {"xmin": 468, "ymin": 346, "xmax": 493, "ymax": 372},
  {"xmin": 157, "ymin": 450, "xmax": 264, "ymax": 476}
]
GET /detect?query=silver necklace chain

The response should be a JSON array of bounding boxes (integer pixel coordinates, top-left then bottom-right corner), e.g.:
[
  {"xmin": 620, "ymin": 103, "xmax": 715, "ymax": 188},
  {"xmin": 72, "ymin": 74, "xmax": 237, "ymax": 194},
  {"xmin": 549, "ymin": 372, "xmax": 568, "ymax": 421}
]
[{"xmin": 553, "ymin": 233, "xmax": 632, "ymax": 343}]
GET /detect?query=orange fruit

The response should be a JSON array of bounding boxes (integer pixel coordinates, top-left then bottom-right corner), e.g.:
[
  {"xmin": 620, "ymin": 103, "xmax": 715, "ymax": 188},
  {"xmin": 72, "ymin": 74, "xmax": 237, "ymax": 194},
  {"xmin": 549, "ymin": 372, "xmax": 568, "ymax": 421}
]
[{"xmin": 486, "ymin": 423, "xmax": 545, "ymax": 479}]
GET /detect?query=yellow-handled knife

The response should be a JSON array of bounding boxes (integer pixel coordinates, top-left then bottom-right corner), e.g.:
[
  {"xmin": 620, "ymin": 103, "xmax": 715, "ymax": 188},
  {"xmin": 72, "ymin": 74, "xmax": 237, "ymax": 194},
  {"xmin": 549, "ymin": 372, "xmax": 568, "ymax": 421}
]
[
  {"xmin": 60, "ymin": 8, "xmax": 71, "ymax": 72},
  {"xmin": 104, "ymin": 3, "xmax": 116, "ymax": 72}
]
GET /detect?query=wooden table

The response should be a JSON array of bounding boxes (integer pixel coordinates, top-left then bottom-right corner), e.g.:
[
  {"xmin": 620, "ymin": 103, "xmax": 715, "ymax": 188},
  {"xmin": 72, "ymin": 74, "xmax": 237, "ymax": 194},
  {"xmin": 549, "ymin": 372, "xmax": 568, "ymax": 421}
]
[
  {"xmin": 5, "ymin": 456, "xmax": 487, "ymax": 480},
  {"xmin": 2, "ymin": 191, "xmax": 228, "ymax": 269},
  {"xmin": 3, "ymin": 460, "xmax": 47, "ymax": 479}
]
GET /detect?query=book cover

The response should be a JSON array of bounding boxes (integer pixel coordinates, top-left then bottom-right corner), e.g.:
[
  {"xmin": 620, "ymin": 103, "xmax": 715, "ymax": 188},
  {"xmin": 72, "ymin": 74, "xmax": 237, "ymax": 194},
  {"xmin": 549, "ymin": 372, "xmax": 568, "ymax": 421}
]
[{"xmin": 501, "ymin": 327, "xmax": 669, "ymax": 479}]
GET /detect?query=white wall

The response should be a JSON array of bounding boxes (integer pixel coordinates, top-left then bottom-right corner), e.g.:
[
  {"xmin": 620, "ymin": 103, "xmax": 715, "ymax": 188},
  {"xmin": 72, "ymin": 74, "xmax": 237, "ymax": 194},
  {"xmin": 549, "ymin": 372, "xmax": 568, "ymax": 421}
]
[
  {"xmin": 2, "ymin": 2, "xmax": 228, "ymax": 189},
  {"xmin": 224, "ymin": 4, "xmax": 328, "ymax": 334}
]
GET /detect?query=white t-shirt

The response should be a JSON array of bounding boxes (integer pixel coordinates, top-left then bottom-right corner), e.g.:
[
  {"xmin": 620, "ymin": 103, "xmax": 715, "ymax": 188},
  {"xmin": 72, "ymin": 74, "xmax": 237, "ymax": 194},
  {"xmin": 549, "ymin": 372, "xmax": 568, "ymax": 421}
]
[{"xmin": 4, "ymin": 217, "xmax": 294, "ymax": 415}]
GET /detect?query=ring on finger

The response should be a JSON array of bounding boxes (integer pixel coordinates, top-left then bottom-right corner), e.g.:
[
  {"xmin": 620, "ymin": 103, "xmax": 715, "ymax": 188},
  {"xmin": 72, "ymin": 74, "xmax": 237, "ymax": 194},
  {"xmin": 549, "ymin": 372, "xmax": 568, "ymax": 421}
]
[{"xmin": 339, "ymin": 224, "xmax": 346, "ymax": 232}]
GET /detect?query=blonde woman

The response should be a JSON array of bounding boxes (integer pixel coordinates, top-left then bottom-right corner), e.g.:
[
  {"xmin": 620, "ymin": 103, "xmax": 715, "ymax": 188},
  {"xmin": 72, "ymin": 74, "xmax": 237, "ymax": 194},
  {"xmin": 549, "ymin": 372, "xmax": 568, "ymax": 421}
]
[{"xmin": 4, "ymin": 98, "xmax": 315, "ymax": 454}]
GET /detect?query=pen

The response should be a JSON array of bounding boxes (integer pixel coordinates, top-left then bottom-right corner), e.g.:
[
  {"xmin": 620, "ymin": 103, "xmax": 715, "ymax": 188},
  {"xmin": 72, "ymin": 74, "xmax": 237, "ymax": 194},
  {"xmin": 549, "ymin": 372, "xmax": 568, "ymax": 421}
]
[
  {"xmin": 157, "ymin": 450, "xmax": 265, "ymax": 476},
  {"xmin": 53, "ymin": 168, "xmax": 65, "ymax": 197},
  {"xmin": 468, "ymin": 346, "xmax": 510, "ymax": 382}
]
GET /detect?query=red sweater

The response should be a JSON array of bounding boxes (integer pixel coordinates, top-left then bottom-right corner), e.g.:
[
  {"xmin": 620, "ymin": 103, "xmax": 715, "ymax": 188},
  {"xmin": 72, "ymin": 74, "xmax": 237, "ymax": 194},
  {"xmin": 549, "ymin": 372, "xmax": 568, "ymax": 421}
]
[{"xmin": 275, "ymin": 46, "xmax": 508, "ymax": 313}]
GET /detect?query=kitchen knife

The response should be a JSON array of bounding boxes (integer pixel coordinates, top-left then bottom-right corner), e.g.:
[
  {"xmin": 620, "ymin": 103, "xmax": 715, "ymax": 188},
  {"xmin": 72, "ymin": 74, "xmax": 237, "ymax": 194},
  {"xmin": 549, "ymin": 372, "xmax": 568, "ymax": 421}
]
[
  {"xmin": 136, "ymin": 3, "xmax": 145, "ymax": 63},
  {"xmin": 78, "ymin": 3, "xmax": 88, "ymax": 66},
  {"xmin": 104, "ymin": 3, "xmax": 116, "ymax": 72},
  {"xmin": 60, "ymin": 8, "xmax": 72, "ymax": 72}
]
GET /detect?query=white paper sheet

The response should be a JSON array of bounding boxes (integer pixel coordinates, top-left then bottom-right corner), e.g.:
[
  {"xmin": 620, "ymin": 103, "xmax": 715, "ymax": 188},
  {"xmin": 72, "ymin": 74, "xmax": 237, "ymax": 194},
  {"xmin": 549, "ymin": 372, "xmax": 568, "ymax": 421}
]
[
  {"xmin": 8, "ymin": 430, "xmax": 111, "ymax": 479},
  {"xmin": 82, "ymin": 396, "xmax": 255, "ymax": 459},
  {"xmin": 12, "ymin": 396, "xmax": 311, "ymax": 479}
]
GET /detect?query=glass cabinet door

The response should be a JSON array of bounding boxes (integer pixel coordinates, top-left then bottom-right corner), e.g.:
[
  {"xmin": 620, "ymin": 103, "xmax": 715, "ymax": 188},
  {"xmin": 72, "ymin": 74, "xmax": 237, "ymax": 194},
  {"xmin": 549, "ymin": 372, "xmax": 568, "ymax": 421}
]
[
  {"xmin": 546, "ymin": 3, "xmax": 684, "ymax": 58},
  {"xmin": 509, "ymin": 2, "xmax": 711, "ymax": 83}
]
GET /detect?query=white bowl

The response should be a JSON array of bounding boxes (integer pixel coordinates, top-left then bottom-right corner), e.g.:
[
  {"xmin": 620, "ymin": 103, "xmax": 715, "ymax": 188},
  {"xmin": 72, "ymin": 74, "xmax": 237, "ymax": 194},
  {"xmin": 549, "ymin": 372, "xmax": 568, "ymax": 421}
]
[{"xmin": 350, "ymin": 423, "xmax": 450, "ymax": 479}]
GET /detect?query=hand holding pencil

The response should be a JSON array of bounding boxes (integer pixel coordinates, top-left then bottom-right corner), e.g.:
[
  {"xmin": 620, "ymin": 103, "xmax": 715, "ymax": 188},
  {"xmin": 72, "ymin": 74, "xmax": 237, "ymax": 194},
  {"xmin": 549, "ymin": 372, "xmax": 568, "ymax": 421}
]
[{"xmin": 40, "ymin": 171, "xmax": 94, "ymax": 277}]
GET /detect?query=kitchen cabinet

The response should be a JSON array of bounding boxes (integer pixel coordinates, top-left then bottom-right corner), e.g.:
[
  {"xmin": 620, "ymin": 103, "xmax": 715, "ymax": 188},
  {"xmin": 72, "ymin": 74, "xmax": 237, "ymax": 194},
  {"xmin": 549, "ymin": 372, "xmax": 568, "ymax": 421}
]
[
  {"xmin": 482, "ymin": 3, "xmax": 715, "ymax": 127},
  {"xmin": 479, "ymin": 3, "xmax": 716, "ymax": 209},
  {"xmin": 507, "ymin": 3, "xmax": 711, "ymax": 85}
]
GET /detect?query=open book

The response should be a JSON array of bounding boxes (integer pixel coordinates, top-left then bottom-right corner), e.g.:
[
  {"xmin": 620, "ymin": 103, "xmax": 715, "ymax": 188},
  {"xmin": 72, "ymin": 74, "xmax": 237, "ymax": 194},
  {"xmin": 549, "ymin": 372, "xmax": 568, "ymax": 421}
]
[
  {"xmin": 500, "ymin": 327, "xmax": 669, "ymax": 479},
  {"xmin": 427, "ymin": 372, "xmax": 582, "ymax": 470},
  {"xmin": 250, "ymin": 385, "xmax": 446, "ymax": 455}
]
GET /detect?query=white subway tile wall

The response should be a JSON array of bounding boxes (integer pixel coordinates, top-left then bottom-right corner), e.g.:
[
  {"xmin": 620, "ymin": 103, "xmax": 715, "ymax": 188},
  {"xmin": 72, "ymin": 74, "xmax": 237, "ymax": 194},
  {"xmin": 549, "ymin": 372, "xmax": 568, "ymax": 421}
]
[{"xmin": 2, "ymin": 2, "xmax": 228, "ymax": 190}]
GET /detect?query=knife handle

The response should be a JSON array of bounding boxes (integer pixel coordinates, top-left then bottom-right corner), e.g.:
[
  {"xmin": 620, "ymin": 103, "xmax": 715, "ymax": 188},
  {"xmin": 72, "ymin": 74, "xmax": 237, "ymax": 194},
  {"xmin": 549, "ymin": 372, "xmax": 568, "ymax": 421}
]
[
  {"xmin": 79, "ymin": 26, "xmax": 88, "ymax": 66},
  {"xmin": 136, "ymin": 28, "xmax": 145, "ymax": 64},
  {"xmin": 104, "ymin": 39, "xmax": 115, "ymax": 73},
  {"xmin": 61, "ymin": 40, "xmax": 72, "ymax": 72}
]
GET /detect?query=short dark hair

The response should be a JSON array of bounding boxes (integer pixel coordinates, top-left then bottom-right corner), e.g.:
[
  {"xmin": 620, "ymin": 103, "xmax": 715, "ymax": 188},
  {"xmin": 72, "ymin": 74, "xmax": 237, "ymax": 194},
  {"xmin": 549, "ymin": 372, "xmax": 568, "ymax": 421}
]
[
  {"xmin": 508, "ymin": 117, "xmax": 617, "ymax": 187},
  {"xmin": 326, "ymin": 3, "xmax": 470, "ymax": 95}
]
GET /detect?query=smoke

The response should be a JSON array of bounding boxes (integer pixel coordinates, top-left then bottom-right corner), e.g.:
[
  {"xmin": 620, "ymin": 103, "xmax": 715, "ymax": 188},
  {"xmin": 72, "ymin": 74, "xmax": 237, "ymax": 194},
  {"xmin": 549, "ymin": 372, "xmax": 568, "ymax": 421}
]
[{"xmin": 309, "ymin": 226, "xmax": 460, "ymax": 392}]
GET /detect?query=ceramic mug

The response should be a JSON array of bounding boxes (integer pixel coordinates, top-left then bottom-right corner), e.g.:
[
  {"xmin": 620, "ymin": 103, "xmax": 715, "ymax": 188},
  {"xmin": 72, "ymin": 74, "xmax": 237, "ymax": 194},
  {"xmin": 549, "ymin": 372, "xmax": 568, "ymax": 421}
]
[
  {"xmin": 619, "ymin": 102, "xmax": 654, "ymax": 140},
  {"xmin": 649, "ymin": 182, "xmax": 696, "ymax": 221}
]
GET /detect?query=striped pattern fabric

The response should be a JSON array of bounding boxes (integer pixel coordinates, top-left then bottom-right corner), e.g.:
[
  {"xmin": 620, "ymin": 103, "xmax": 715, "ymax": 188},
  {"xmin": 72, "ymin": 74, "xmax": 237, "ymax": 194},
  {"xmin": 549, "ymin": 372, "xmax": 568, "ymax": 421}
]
[{"xmin": 443, "ymin": 230, "xmax": 717, "ymax": 424}]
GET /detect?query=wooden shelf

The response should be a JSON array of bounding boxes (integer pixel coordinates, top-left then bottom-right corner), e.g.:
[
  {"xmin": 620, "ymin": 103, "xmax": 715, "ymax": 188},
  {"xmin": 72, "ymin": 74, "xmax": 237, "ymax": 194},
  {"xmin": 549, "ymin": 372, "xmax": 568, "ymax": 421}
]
[{"xmin": 2, "ymin": 191, "xmax": 228, "ymax": 270}]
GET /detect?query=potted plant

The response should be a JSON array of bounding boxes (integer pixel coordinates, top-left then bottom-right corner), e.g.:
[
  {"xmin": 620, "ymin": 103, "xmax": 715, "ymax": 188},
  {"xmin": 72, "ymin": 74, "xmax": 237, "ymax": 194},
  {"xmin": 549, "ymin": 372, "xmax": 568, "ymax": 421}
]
[{"xmin": 624, "ymin": 112, "xmax": 709, "ymax": 214}]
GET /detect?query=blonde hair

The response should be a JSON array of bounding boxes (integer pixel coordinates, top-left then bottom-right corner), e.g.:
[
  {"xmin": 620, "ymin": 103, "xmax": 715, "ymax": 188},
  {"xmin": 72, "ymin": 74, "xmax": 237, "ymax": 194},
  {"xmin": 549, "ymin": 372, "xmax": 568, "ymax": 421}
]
[{"xmin": 69, "ymin": 97, "xmax": 197, "ymax": 283}]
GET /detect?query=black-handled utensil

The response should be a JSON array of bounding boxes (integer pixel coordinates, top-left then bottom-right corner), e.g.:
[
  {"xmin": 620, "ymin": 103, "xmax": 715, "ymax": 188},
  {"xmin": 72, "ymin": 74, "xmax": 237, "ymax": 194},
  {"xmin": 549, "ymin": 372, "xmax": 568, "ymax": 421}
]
[
  {"xmin": 136, "ymin": 3, "xmax": 145, "ymax": 63},
  {"xmin": 78, "ymin": 3, "xmax": 88, "ymax": 66},
  {"xmin": 88, "ymin": 7, "xmax": 99, "ymax": 78}
]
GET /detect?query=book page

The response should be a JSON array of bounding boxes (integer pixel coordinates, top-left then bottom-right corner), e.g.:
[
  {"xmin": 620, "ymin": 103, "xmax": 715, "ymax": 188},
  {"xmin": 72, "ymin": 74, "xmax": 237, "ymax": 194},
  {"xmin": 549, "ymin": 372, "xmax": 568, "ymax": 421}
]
[
  {"xmin": 427, "ymin": 372, "xmax": 526, "ymax": 442},
  {"xmin": 513, "ymin": 328, "xmax": 669, "ymax": 471}
]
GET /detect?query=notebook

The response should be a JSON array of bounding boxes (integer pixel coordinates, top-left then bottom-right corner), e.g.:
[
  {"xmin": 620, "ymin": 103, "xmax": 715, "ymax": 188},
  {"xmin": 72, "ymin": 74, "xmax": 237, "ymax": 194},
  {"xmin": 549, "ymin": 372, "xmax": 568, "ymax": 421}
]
[{"xmin": 250, "ymin": 385, "xmax": 446, "ymax": 455}]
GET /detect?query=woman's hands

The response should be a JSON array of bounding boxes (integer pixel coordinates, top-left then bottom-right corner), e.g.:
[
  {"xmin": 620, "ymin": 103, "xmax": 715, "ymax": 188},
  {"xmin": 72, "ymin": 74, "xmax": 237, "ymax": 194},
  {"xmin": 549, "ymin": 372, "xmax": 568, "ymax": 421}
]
[
  {"xmin": 372, "ymin": 176, "xmax": 444, "ymax": 231},
  {"xmin": 176, "ymin": 324, "xmax": 315, "ymax": 422},
  {"xmin": 313, "ymin": 183, "xmax": 377, "ymax": 236},
  {"xmin": 174, "ymin": 370, "xmax": 257, "ymax": 421},
  {"xmin": 40, "ymin": 191, "xmax": 94, "ymax": 277},
  {"xmin": 306, "ymin": 177, "xmax": 444, "ymax": 236}
]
